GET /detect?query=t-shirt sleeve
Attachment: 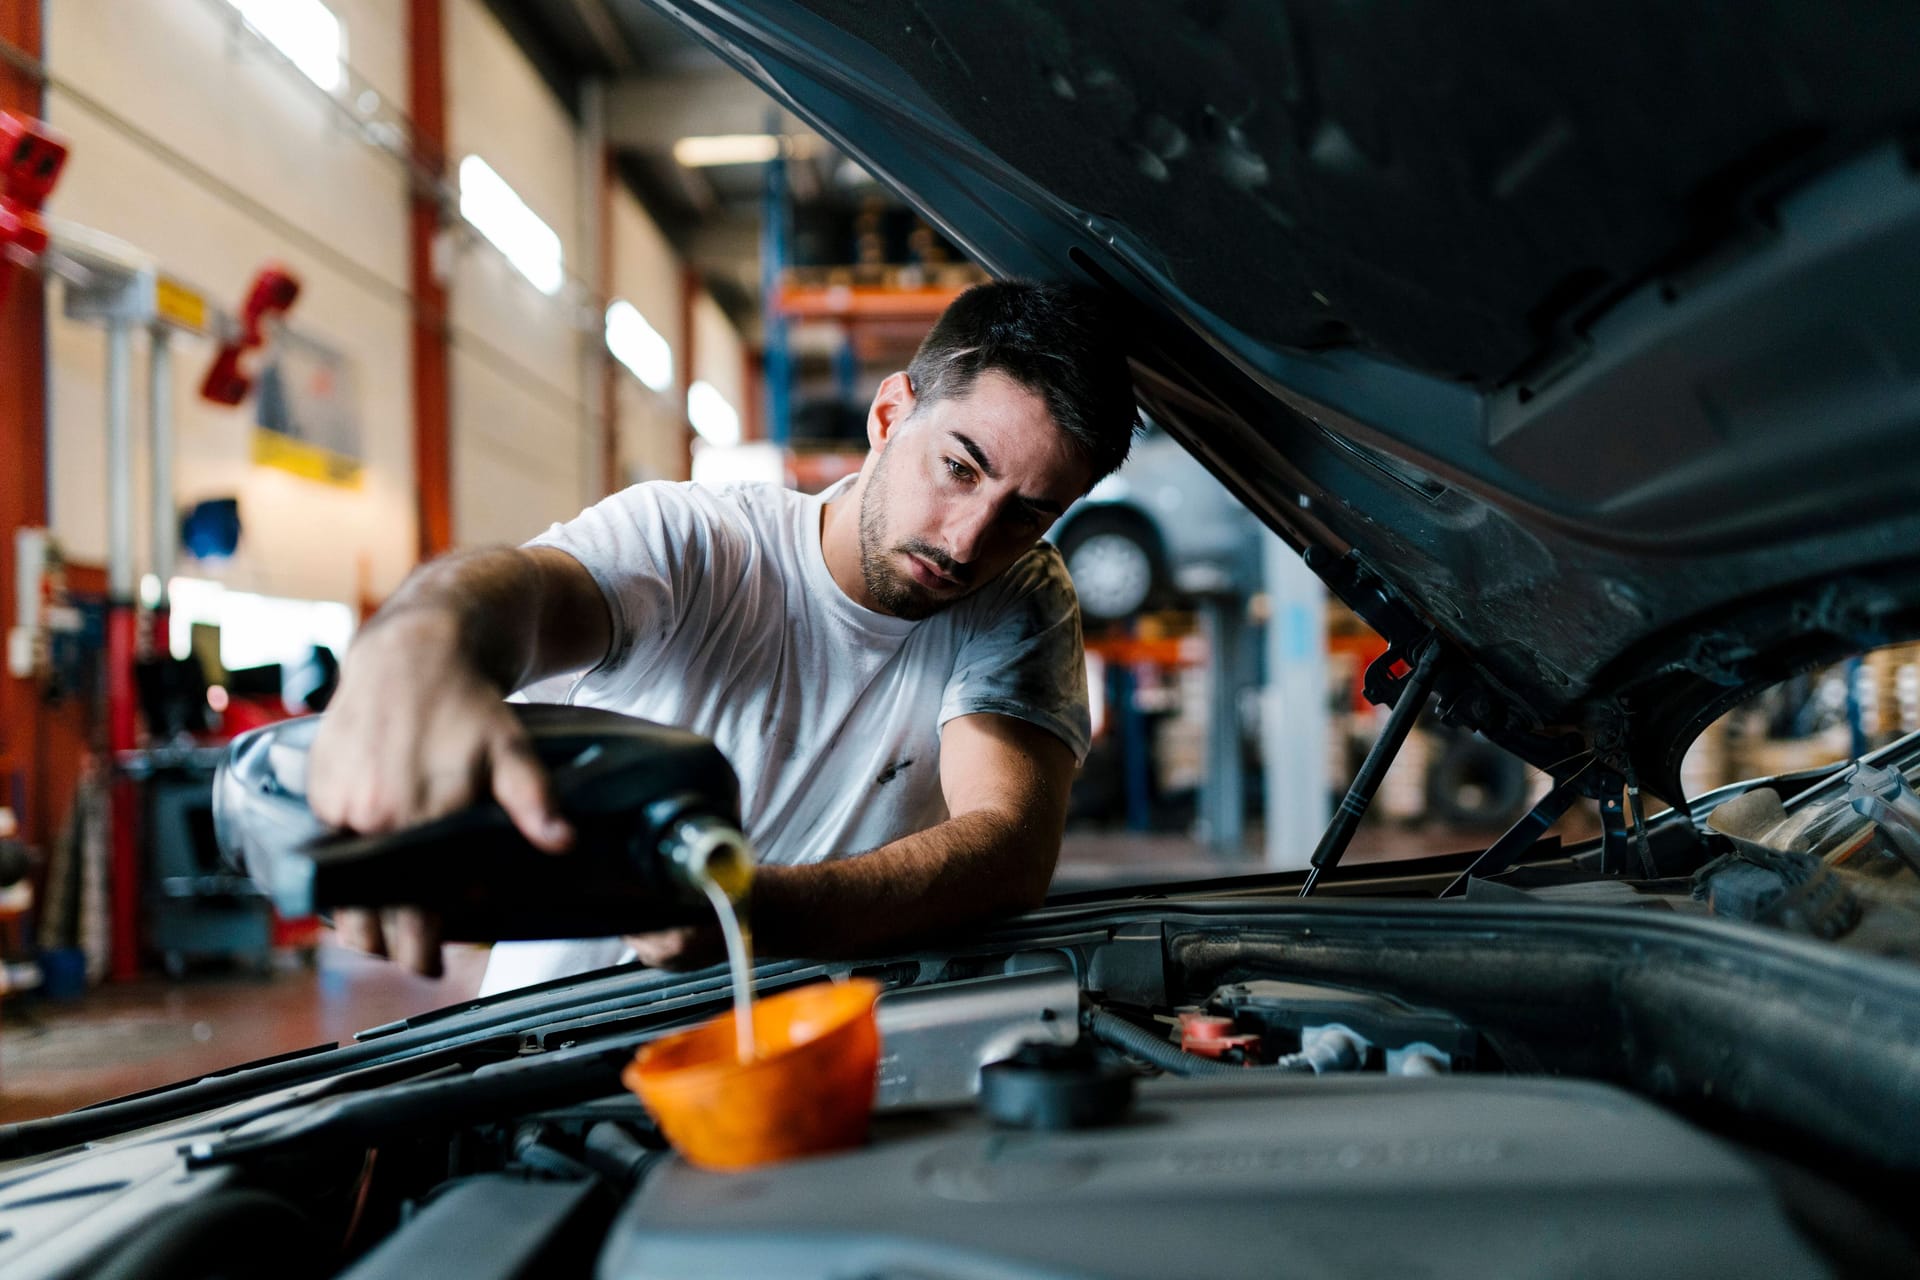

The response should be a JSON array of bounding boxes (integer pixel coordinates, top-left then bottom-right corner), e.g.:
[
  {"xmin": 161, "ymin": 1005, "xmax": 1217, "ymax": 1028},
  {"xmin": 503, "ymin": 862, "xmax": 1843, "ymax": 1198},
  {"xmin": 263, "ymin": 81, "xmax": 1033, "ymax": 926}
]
[
  {"xmin": 939, "ymin": 545, "xmax": 1092, "ymax": 763},
  {"xmin": 522, "ymin": 481, "xmax": 715, "ymax": 685}
]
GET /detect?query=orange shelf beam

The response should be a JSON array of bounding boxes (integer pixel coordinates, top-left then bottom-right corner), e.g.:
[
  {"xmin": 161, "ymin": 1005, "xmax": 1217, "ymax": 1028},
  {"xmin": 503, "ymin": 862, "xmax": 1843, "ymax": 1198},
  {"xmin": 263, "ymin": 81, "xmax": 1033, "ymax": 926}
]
[{"xmin": 774, "ymin": 283, "xmax": 966, "ymax": 323}]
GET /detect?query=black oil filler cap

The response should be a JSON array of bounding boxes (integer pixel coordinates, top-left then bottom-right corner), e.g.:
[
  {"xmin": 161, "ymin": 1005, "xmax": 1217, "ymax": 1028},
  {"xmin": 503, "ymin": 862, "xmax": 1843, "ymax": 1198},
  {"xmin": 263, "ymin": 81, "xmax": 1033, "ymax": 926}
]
[{"xmin": 980, "ymin": 1042, "xmax": 1134, "ymax": 1130}]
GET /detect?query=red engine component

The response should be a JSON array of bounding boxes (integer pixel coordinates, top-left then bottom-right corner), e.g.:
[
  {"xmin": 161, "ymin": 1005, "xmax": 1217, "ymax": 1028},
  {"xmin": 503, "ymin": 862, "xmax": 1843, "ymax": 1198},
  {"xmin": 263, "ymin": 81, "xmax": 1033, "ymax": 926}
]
[
  {"xmin": 0, "ymin": 111, "xmax": 69, "ymax": 307},
  {"xmin": 1178, "ymin": 1011, "xmax": 1263, "ymax": 1062},
  {"xmin": 200, "ymin": 265, "xmax": 301, "ymax": 405}
]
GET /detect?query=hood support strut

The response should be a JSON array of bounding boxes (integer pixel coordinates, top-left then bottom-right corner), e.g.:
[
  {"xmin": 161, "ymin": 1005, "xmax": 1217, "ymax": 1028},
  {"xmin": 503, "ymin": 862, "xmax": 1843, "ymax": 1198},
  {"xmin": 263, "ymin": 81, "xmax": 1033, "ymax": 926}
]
[{"xmin": 1301, "ymin": 638, "xmax": 1443, "ymax": 897}]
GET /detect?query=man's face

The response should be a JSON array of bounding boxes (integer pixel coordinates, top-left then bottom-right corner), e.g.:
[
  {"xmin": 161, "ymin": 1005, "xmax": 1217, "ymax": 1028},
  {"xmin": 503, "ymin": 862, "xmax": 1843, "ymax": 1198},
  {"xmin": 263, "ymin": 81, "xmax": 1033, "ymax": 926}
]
[{"xmin": 858, "ymin": 371, "xmax": 1093, "ymax": 620}]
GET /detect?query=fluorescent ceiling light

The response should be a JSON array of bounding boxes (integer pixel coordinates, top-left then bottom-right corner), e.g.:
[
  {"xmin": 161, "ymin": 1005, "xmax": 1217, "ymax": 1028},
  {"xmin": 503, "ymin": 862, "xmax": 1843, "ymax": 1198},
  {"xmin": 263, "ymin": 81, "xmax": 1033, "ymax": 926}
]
[
  {"xmin": 673, "ymin": 134, "xmax": 788, "ymax": 167},
  {"xmin": 459, "ymin": 155, "xmax": 565, "ymax": 296},
  {"xmin": 229, "ymin": 0, "xmax": 344, "ymax": 93},
  {"xmin": 605, "ymin": 300, "xmax": 674, "ymax": 392},
  {"xmin": 687, "ymin": 381, "xmax": 741, "ymax": 448}
]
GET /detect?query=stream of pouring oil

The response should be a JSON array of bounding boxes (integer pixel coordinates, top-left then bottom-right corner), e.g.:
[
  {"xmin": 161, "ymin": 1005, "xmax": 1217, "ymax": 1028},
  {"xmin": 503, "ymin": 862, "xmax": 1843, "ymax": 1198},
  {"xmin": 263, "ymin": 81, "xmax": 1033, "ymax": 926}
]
[{"xmin": 696, "ymin": 866, "xmax": 757, "ymax": 1062}]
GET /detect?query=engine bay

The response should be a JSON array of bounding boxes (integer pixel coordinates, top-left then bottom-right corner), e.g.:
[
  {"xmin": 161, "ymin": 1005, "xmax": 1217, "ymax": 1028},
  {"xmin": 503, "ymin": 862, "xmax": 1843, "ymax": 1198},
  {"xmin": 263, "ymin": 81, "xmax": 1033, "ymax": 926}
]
[{"xmin": 10, "ymin": 889, "xmax": 1917, "ymax": 1280}]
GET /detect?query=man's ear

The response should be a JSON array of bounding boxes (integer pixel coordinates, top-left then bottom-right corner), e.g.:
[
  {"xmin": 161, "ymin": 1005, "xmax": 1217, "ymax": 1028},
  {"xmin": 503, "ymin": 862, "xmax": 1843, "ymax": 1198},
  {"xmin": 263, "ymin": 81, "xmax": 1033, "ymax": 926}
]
[{"xmin": 866, "ymin": 371, "xmax": 916, "ymax": 452}]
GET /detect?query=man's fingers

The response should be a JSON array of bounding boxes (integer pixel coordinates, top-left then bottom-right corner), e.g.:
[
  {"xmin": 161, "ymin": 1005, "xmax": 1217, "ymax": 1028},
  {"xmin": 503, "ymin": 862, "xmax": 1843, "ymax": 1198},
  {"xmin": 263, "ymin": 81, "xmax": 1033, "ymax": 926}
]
[
  {"xmin": 491, "ymin": 734, "xmax": 572, "ymax": 853},
  {"xmin": 334, "ymin": 908, "xmax": 387, "ymax": 957},
  {"xmin": 624, "ymin": 929, "xmax": 692, "ymax": 968},
  {"xmin": 384, "ymin": 907, "xmax": 444, "ymax": 977},
  {"xmin": 624, "ymin": 926, "xmax": 723, "ymax": 971}
]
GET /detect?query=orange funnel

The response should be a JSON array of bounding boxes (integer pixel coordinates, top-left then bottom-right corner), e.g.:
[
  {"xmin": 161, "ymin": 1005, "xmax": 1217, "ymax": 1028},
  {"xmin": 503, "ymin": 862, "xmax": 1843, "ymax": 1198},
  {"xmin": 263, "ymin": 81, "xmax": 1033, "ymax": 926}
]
[{"xmin": 623, "ymin": 978, "xmax": 882, "ymax": 1171}]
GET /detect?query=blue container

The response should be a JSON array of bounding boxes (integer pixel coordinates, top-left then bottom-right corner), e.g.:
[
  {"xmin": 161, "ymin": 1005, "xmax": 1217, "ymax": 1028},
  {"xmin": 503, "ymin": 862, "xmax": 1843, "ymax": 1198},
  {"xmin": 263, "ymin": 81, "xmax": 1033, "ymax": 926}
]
[{"xmin": 39, "ymin": 946, "xmax": 87, "ymax": 1001}]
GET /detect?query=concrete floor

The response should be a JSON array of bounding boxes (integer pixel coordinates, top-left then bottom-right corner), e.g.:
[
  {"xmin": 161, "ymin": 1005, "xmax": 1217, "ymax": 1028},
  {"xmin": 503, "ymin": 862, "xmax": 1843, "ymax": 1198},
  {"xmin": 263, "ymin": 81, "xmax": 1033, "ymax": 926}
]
[
  {"xmin": 0, "ymin": 824, "xmax": 1508, "ymax": 1125},
  {"xmin": 0, "ymin": 944, "xmax": 488, "ymax": 1124}
]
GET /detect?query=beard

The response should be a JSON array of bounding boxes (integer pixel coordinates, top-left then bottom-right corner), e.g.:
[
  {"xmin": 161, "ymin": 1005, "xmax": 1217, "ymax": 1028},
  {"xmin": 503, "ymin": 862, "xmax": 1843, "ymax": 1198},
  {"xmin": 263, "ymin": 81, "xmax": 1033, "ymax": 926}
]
[{"xmin": 857, "ymin": 450, "xmax": 967, "ymax": 620}]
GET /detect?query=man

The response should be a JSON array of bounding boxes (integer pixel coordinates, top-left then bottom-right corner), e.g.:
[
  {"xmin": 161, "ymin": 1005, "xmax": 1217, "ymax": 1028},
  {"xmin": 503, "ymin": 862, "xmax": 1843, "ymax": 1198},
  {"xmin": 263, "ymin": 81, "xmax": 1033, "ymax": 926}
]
[{"xmin": 308, "ymin": 282, "xmax": 1137, "ymax": 993}]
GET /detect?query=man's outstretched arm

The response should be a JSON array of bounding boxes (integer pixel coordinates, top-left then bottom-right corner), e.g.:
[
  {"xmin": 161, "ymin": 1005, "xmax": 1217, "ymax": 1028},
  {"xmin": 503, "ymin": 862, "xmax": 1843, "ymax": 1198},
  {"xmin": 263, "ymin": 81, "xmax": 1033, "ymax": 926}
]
[
  {"xmin": 311, "ymin": 545, "xmax": 613, "ymax": 973},
  {"xmin": 628, "ymin": 712, "xmax": 1074, "ymax": 966}
]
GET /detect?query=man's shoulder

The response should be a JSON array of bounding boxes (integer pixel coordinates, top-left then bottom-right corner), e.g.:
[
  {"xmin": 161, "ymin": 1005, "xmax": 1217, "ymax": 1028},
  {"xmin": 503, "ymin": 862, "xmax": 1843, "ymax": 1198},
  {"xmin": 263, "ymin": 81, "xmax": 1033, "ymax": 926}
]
[
  {"xmin": 960, "ymin": 542, "xmax": 1080, "ymax": 628},
  {"xmin": 595, "ymin": 479, "xmax": 802, "ymax": 540},
  {"xmin": 1001, "ymin": 540, "xmax": 1076, "ymax": 596}
]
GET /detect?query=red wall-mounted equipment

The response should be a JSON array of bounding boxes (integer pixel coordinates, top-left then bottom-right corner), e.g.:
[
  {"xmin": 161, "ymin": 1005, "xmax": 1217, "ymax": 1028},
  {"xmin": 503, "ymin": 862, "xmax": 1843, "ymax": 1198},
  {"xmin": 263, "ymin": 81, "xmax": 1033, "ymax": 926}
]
[
  {"xmin": 200, "ymin": 265, "xmax": 302, "ymax": 405},
  {"xmin": 0, "ymin": 110, "xmax": 68, "ymax": 308}
]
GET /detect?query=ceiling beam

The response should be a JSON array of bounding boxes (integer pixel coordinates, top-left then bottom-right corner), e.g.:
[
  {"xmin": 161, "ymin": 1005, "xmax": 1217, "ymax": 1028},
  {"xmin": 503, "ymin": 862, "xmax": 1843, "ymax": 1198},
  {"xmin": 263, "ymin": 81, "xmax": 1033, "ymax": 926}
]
[
  {"xmin": 567, "ymin": 0, "xmax": 635, "ymax": 71},
  {"xmin": 606, "ymin": 70, "xmax": 811, "ymax": 150},
  {"xmin": 684, "ymin": 216, "xmax": 761, "ymax": 269}
]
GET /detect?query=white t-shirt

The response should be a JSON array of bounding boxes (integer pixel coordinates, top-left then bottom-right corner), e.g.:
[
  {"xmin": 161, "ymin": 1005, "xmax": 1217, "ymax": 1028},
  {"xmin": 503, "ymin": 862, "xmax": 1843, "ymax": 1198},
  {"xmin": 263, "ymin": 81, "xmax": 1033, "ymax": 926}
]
[{"xmin": 478, "ymin": 478, "xmax": 1090, "ymax": 995}]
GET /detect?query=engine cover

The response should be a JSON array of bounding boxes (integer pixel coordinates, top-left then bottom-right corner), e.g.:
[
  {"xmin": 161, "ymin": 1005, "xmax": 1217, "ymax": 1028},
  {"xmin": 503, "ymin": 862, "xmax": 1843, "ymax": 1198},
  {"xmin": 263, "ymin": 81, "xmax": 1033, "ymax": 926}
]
[{"xmin": 597, "ymin": 1075, "xmax": 1821, "ymax": 1279}]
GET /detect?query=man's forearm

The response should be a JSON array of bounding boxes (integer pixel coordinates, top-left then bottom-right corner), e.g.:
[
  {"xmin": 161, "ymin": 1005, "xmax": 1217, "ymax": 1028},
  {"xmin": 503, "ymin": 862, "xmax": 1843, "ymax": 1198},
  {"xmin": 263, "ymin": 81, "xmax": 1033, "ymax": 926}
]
[
  {"xmin": 748, "ymin": 809, "xmax": 1058, "ymax": 958},
  {"xmin": 363, "ymin": 548, "xmax": 555, "ymax": 693},
  {"xmin": 362, "ymin": 545, "xmax": 610, "ymax": 694}
]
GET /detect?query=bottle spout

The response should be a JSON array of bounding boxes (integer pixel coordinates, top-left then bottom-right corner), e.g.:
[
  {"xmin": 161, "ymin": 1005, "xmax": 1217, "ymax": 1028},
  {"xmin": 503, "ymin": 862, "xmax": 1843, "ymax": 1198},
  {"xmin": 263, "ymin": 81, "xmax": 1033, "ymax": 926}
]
[{"xmin": 664, "ymin": 812, "xmax": 756, "ymax": 902}]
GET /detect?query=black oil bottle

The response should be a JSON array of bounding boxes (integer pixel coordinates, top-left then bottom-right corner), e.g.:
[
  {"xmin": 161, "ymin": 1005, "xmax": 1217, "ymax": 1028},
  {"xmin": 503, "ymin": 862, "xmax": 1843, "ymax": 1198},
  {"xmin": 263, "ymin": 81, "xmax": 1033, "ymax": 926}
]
[{"xmin": 215, "ymin": 704, "xmax": 753, "ymax": 941}]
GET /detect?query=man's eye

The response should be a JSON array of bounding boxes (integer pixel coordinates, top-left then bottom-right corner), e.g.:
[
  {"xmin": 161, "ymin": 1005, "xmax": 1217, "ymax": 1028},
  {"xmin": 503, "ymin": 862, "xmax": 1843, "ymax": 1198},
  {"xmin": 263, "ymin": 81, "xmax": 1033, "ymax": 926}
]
[{"xmin": 943, "ymin": 457, "xmax": 972, "ymax": 481}]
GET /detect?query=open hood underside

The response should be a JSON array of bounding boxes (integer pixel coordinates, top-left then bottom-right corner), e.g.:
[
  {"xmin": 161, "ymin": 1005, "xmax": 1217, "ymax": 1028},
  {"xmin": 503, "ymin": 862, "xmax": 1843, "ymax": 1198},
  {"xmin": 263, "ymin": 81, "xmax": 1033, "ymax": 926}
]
[{"xmin": 662, "ymin": 0, "xmax": 1920, "ymax": 802}]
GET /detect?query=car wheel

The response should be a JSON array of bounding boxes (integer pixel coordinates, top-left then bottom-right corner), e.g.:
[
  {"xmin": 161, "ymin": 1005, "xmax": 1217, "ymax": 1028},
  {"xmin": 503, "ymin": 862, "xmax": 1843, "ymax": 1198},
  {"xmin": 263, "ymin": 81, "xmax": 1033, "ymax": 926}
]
[
  {"xmin": 1425, "ymin": 734, "xmax": 1531, "ymax": 827},
  {"xmin": 1059, "ymin": 512, "xmax": 1166, "ymax": 622}
]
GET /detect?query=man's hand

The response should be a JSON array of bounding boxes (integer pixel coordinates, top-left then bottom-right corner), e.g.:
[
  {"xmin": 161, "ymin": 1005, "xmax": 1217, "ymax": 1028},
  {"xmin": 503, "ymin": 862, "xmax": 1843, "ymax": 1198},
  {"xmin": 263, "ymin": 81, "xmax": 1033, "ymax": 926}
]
[
  {"xmin": 308, "ymin": 609, "xmax": 572, "ymax": 976},
  {"xmin": 307, "ymin": 608, "xmax": 573, "ymax": 850},
  {"xmin": 304, "ymin": 546, "xmax": 613, "ymax": 976},
  {"xmin": 623, "ymin": 924, "xmax": 725, "ymax": 971},
  {"xmin": 334, "ymin": 906, "xmax": 446, "ymax": 978}
]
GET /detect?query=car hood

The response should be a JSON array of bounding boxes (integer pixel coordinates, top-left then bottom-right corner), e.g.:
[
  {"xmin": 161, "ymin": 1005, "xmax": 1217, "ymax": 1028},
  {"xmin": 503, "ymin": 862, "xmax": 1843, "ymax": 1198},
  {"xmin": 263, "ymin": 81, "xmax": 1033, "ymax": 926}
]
[{"xmin": 659, "ymin": 0, "xmax": 1920, "ymax": 802}]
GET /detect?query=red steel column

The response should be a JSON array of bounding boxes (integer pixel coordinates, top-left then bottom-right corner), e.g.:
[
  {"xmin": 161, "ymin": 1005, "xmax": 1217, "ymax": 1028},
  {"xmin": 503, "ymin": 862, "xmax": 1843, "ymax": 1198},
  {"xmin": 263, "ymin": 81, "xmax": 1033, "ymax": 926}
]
[
  {"xmin": 408, "ymin": 0, "xmax": 452, "ymax": 559},
  {"xmin": 677, "ymin": 265, "xmax": 698, "ymax": 480},
  {"xmin": 105, "ymin": 321, "xmax": 139, "ymax": 980},
  {"xmin": 598, "ymin": 144, "xmax": 619, "ymax": 496},
  {"xmin": 0, "ymin": 0, "xmax": 48, "ymax": 846},
  {"xmin": 741, "ymin": 346, "xmax": 763, "ymax": 442}
]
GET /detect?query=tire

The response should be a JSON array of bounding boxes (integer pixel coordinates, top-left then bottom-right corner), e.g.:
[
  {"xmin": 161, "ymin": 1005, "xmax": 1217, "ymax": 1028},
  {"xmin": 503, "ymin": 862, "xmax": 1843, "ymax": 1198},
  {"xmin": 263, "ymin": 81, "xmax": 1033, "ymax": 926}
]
[
  {"xmin": 1425, "ymin": 734, "xmax": 1531, "ymax": 827},
  {"xmin": 1056, "ymin": 509, "xmax": 1168, "ymax": 622}
]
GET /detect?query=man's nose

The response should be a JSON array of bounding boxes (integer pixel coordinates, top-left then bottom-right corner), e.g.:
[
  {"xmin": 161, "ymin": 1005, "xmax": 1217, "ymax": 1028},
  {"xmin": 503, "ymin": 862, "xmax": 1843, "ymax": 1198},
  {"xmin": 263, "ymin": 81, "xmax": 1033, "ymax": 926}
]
[{"xmin": 942, "ymin": 497, "xmax": 1002, "ymax": 568}]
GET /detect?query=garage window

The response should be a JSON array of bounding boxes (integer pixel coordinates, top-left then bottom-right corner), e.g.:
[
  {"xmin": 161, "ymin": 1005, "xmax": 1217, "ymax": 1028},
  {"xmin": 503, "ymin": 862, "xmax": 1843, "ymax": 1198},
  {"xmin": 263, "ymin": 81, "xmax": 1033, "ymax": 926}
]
[
  {"xmin": 227, "ymin": 0, "xmax": 345, "ymax": 93},
  {"xmin": 166, "ymin": 577, "xmax": 355, "ymax": 673},
  {"xmin": 606, "ymin": 300, "xmax": 674, "ymax": 392},
  {"xmin": 459, "ymin": 155, "xmax": 565, "ymax": 297},
  {"xmin": 687, "ymin": 381, "xmax": 741, "ymax": 447}
]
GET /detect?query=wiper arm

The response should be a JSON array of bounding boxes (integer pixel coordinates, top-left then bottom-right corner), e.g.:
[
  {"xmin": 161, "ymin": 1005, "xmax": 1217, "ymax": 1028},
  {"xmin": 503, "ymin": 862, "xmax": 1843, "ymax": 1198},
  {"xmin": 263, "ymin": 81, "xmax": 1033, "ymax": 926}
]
[
  {"xmin": 1438, "ymin": 759, "xmax": 1596, "ymax": 897},
  {"xmin": 186, "ymin": 1039, "xmax": 635, "ymax": 1171}
]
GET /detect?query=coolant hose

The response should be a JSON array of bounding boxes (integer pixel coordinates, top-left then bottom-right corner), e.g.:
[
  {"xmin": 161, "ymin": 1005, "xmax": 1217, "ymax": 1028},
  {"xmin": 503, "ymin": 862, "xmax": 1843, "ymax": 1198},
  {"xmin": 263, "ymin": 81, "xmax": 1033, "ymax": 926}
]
[{"xmin": 1084, "ymin": 1007, "xmax": 1325, "ymax": 1077}]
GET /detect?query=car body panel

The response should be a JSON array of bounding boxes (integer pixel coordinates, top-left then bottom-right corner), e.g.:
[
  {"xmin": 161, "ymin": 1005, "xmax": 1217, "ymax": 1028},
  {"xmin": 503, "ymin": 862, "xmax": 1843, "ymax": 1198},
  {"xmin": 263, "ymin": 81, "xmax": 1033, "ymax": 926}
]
[{"xmin": 652, "ymin": 0, "xmax": 1920, "ymax": 802}]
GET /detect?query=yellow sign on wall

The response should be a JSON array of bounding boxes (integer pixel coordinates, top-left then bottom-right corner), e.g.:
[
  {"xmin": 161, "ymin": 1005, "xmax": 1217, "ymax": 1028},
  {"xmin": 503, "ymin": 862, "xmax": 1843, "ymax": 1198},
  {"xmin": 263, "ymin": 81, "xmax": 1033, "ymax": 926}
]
[
  {"xmin": 154, "ymin": 276, "xmax": 209, "ymax": 333},
  {"xmin": 253, "ymin": 330, "xmax": 364, "ymax": 488},
  {"xmin": 252, "ymin": 430, "xmax": 363, "ymax": 487}
]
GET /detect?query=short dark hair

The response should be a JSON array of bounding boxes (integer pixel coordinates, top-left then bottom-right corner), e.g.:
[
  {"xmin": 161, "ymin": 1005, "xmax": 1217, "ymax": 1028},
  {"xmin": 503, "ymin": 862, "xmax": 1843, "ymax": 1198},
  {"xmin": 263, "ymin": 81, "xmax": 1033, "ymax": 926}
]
[{"xmin": 906, "ymin": 281, "xmax": 1139, "ymax": 481}]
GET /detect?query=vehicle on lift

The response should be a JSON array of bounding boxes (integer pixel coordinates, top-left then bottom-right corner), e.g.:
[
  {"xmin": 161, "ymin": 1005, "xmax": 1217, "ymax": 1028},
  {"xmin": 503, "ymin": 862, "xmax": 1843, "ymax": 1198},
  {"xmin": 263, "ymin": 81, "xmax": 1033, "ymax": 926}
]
[
  {"xmin": 5, "ymin": 3, "xmax": 1920, "ymax": 1278},
  {"xmin": 1048, "ymin": 423, "xmax": 1263, "ymax": 622}
]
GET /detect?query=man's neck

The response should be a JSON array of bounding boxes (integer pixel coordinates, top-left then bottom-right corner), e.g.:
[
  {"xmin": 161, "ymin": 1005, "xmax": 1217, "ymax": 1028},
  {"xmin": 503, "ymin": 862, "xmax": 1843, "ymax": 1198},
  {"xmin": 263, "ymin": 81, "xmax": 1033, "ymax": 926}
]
[{"xmin": 820, "ymin": 484, "xmax": 883, "ymax": 612}]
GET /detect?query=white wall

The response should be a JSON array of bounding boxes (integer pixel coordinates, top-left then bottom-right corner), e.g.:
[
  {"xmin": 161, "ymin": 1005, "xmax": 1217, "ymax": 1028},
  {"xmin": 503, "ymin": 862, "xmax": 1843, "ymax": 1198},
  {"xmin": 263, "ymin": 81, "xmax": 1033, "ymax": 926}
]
[
  {"xmin": 41, "ymin": 0, "xmax": 746, "ymax": 602},
  {"xmin": 607, "ymin": 185, "xmax": 687, "ymax": 483},
  {"xmin": 692, "ymin": 291, "xmax": 746, "ymax": 429},
  {"xmin": 445, "ymin": 0, "xmax": 591, "ymax": 546},
  {"xmin": 44, "ymin": 0, "xmax": 414, "ymax": 606}
]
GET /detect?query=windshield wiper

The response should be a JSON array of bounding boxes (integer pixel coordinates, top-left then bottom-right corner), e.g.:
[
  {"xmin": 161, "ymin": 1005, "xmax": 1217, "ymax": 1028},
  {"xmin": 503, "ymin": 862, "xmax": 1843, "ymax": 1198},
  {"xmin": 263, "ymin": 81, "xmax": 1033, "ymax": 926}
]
[{"xmin": 1438, "ymin": 759, "xmax": 1597, "ymax": 897}]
